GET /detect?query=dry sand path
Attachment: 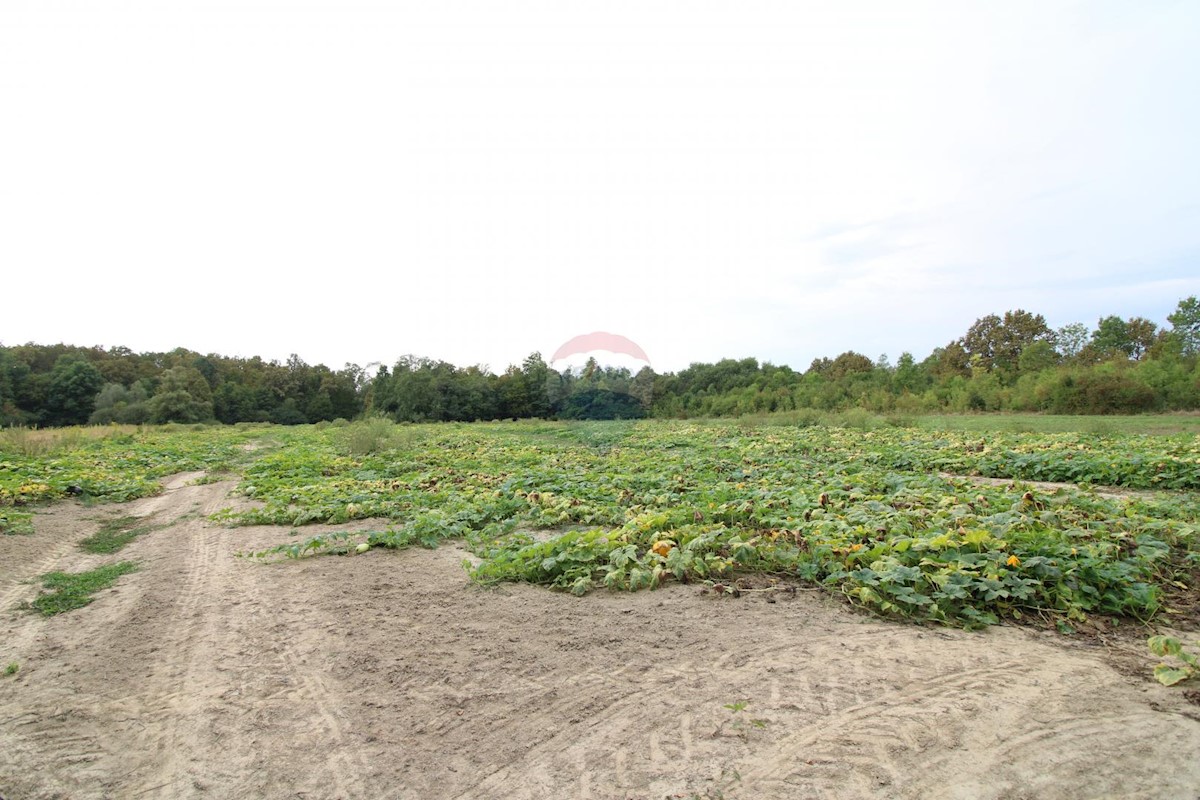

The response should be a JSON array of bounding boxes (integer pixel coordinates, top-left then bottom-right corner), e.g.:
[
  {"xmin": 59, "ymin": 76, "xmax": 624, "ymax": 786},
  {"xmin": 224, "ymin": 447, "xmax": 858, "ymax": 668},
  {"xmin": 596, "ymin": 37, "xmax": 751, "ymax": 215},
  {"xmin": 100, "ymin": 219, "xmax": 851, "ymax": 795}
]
[{"xmin": 2, "ymin": 474, "xmax": 1199, "ymax": 799}]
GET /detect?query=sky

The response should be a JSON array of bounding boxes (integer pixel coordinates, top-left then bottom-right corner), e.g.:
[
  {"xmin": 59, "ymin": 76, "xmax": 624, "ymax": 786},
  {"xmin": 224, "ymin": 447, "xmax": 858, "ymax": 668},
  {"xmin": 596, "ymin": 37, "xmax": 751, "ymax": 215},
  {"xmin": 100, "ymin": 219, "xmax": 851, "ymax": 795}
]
[{"xmin": 1, "ymin": 0, "xmax": 1197, "ymax": 375}]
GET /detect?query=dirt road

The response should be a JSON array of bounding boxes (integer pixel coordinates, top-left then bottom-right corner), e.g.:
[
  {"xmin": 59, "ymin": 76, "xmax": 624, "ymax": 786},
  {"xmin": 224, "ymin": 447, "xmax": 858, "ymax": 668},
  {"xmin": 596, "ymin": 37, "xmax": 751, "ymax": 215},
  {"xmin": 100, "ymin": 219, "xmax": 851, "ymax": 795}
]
[{"xmin": 2, "ymin": 474, "xmax": 1199, "ymax": 799}]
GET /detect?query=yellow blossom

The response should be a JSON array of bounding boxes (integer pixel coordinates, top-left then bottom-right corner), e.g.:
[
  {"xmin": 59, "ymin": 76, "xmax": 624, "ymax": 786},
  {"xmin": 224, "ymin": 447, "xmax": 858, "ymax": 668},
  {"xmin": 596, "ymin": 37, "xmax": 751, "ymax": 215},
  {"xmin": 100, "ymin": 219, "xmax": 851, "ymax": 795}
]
[{"xmin": 1006, "ymin": 555, "xmax": 1021, "ymax": 567}]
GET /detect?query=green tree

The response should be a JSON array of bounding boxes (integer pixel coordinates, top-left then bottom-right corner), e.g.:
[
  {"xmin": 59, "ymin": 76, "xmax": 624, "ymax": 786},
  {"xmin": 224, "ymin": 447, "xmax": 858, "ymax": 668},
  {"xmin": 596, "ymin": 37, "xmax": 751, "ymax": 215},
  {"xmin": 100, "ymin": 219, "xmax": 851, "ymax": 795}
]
[
  {"xmin": 1054, "ymin": 323, "xmax": 1090, "ymax": 360},
  {"xmin": 893, "ymin": 352, "xmax": 929, "ymax": 394},
  {"xmin": 629, "ymin": 366, "xmax": 657, "ymax": 409},
  {"xmin": 1126, "ymin": 317, "xmax": 1158, "ymax": 360},
  {"xmin": 270, "ymin": 397, "xmax": 308, "ymax": 425},
  {"xmin": 89, "ymin": 382, "xmax": 150, "ymax": 424},
  {"xmin": 148, "ymin": 366, "xmax": 214, "ymax": 423},
  {"xmin": 961, "ymin": 314, "xmax": 1002, "ymax": 369},
  {"xmin": 924, "ymin": 342, "xmax": 970, "ymax": 379},
  {"xmin": 44, "ymin": 355, "xmax": 105, "ymax": 426},
  {"xmin": 520, "ymin": 353, "xmax": 552, "ymax": 418},
  {"xmin": 962, "ymin": 310, "xmax": 1052, "ymax": 375},
  {"xmin": 1167, "ymin": 296, "xmax": 1200, "ymax": 356},
  {"xmin": 1092, "ymin": 315, "xmax": 1132, "ymax": 357},
  {"xmin": 1092, "ymin": 316, "xmax": 1162, "ymax": 361},
  {"xmin": 1017, "ymin": 340, "xmax": 1058, "ymax": 373},
  {"xmin": 825, "ymin": 351, "xmax": 875, "ymax": 379},
  {"xmin": 0, "ymin": 348, "xmax": 20, "ymax": 425}
]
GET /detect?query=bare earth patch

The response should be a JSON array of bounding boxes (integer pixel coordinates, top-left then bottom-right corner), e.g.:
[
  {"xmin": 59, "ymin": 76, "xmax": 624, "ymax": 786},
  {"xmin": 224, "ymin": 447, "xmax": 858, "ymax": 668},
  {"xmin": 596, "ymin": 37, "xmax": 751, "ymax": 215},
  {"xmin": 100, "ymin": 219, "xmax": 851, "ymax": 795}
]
[{"xmin": 1, "ymin": 476, "xmax": 1198, "ymax": 799}]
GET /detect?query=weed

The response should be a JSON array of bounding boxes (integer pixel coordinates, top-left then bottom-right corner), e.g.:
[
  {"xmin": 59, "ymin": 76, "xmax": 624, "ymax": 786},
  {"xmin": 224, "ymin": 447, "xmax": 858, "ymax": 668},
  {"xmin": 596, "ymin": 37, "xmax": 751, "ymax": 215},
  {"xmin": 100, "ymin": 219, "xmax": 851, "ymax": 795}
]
[
  {"xmin": 0, "ymin": 427, "xmax": 83, "ymax": 457},
  {"xmin": 3, "ymin": 662, "xmax": 17, "ymax": 676},
  {"xmin": 32, "ymin": 562, "xmax": 138, "ymax": 616},
  {"xmin": 79, "ymin": 515, "xmax": 169, "ymax": 554},
  {"xmin": 0, "ymin": 425, "xmax": 137, "ymax": 457},
  {"xmin": 0, "ymin": 426, "xmax": 260, "ymax": 508},
  {"xmin": 190, "ymin": 472, "xmax": 232, "ymax": 485},
  {"xmin": 343, "ymin": 417, "xmax": 400, "ymax": 456},
  {"xmin": 916, "ymin": 414, "xmax": 1200, "ymax": 436},
  {"xmin": 0, "ymin": 510, "xmax": 35, "ymax": 535},
  {"xmin": 716, "ymin": 700, "xmax": 769, "ymax": 740},
  {"xmin": 738, "ymin": 408, "xmax": 829, "ymax": 428},
  {"xmin": 830, "ymin": 408, "xmax": 879, "ymax": 430},
  {"xmin": 687, "ymin": 766, "xmax": 743, "ymax": 799},
  {"xmin": 1148, "ymin": 636, "xmax": 1198, "ymax": 686}
]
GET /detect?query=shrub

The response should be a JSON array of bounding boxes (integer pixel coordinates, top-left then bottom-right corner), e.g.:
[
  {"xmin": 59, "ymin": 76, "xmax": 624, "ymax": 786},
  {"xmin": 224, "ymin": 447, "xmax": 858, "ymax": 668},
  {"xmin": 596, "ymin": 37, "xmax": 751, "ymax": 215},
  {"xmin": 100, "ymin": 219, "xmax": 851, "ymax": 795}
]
[
  {"xmin": 1048, "ymin": 372, "xmax": 1159, "ymax": 414},
  {"xmin": 343, "ymin": 417, "xmax": 398, "ymax": 456}
]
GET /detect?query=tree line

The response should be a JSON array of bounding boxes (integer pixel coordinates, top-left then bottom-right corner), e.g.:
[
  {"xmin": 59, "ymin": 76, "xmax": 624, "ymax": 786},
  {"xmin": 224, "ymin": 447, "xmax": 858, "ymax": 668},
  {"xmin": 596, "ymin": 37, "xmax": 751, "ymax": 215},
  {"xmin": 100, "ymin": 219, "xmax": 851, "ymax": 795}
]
[{"xmin": 2, "ymin": 297, "xmax": 1197, "ymax": 427}]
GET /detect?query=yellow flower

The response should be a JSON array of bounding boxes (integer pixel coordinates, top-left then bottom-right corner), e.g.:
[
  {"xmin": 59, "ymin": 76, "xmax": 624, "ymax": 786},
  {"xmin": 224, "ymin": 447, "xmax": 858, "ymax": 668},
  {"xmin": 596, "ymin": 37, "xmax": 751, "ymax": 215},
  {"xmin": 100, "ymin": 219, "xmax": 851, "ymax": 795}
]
[
  {"xmin": 1006, "ymin": 555, "xmax": 1021, "ymax": 567},
  {"xmin": 849, "ymin": 543, "xmax": 863, "ymax": 552}
]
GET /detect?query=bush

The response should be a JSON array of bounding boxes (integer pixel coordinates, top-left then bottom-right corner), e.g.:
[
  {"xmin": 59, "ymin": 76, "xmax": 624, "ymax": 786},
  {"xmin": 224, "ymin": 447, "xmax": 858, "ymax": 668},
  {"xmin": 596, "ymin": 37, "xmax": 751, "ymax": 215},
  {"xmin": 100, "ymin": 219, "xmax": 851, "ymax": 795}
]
[
  {"xmin": 343, "ymin": 417, "xmax": 398, "ymax": 456},
  {"xmin": 1048, "ymin": 372, "xmax": 1159, "ymax": 414},
  {"xmin": 830, "ymin": 408, "xmax": 881, "ymax": 430}
]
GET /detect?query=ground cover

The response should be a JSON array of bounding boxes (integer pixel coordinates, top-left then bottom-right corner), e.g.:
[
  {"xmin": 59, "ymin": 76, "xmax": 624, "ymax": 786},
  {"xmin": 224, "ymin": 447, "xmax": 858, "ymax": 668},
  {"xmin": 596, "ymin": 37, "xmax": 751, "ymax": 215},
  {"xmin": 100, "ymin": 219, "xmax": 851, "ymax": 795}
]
[
  {"xmin": 0, "ymin": 424, "xmax": 262, "ymax": 508},
  {"xmin": 31, "ymin": 561, "xmax": 139, "ymax": 616},
  {"xmin": 915, "ymin": 412, "xmax": 1200, "ymax": 436},
  {"xmin": 228, "ymin": 420, "xmax": 1200, "ymax": 629},
  {"xmin": 3, "ymin": 419, "xmax": 1197, "ymax": 629}
]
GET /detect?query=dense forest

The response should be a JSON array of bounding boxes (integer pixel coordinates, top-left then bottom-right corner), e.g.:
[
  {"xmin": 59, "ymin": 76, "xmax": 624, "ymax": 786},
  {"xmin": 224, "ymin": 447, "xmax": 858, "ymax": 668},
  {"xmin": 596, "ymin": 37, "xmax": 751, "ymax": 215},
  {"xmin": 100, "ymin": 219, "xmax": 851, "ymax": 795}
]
[{"xmin": 2, "ymin": 297, "xmax": 1198, "ymax": 427}]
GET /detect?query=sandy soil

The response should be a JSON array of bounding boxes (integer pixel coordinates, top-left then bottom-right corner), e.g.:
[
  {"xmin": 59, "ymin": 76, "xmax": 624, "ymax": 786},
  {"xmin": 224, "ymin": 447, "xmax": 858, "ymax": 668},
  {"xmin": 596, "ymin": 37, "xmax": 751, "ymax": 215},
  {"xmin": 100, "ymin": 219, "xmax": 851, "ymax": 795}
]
[{"xmin": 2, "ymin": 474, "xmax": 1199, "ymax": 800}]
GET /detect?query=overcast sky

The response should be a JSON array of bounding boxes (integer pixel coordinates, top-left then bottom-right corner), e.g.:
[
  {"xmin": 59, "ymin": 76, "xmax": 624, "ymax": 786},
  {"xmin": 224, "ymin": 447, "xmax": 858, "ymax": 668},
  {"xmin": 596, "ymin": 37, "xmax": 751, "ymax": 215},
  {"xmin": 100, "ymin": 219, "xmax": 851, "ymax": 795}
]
[{"xmin": 2, "ymin": 1, "xmax": 1197, "ymax": 374}]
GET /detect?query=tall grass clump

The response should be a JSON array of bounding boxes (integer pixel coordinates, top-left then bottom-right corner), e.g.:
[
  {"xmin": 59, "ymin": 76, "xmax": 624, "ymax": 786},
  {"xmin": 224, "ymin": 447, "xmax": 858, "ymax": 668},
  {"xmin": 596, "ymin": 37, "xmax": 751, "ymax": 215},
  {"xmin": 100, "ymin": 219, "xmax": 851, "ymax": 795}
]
[
  {"xmin": 737, "ymin": 408, "xmax": 830, "ymax": 429},
  {"xmin": 0, "ymin": 425, "xmax": 136, "ymax": 457},
  {"xmin": 827, "ymin": 408, "xmax": 882, "ymax": 430},
  {"xmin": 343, "ymin": 417, "xmax": 400, "ymax": 456}
]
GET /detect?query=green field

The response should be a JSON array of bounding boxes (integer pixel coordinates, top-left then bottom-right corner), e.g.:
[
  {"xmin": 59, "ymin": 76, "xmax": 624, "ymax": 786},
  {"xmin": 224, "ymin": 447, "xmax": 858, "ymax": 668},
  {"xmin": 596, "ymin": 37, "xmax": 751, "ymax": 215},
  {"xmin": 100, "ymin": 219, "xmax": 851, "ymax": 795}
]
[
  {"xmin": 914, "ymin": 413, "xmax": 1200, "ymax": 436},
  {"xmin": 3, "ymin": 417, "xmax": 1198, "ymax": 629},
  {"xmin": 735, "ymin": 409, "xmax": 1200, "ymax": 436}
]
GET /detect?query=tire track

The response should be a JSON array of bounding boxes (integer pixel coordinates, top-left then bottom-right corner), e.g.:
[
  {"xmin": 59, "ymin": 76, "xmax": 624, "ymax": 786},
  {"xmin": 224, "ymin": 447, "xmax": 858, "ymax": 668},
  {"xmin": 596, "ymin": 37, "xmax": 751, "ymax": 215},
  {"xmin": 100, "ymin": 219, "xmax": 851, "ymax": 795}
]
[
  {"xmin": 0, "ymin": 518, "xmax": 79, "ymax": 612},
  {"xmin": 5, "ymin": 483, "xmax": 1200, "ymax": 800},
  {"xmin": 120, "ymin": 478, "xmax": 371, "ymax": 799}
]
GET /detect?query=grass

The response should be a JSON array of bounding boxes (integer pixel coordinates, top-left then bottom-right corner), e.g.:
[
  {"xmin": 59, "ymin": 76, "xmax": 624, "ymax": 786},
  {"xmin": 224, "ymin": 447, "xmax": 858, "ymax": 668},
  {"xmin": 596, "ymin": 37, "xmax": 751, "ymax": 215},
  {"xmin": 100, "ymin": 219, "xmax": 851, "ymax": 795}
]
[
  {"xmin": 0, "ymin": 425, "xmax": 140, "ymax": 457},
  {"xmin": 3, "ymin": 662, "xmax": 17, "ymax": 677},
  {"xmin": 342, "ymin": 417, "xmax": 425, "ymax": 456},
  {"xmin": 734, "ymin": 411, "xmax": 1200, "ymax": 436},
  {"xmin": 79, "ymin": 514, "xmax": 169, "ymax": 554},
  {"xmin": 0, "ymin": 425, "xmax": 261, "ymax": 508},
  {"xmin": 1, "ymin": 510, "xmax": 35, "ymax": 535},
  {"xmin": 32, "ymin": 562, "xmax": 138, "ymax": 616},
  {"xmin": 915, "ymin": 413, "xmax": 1200, "ymax": 436}
]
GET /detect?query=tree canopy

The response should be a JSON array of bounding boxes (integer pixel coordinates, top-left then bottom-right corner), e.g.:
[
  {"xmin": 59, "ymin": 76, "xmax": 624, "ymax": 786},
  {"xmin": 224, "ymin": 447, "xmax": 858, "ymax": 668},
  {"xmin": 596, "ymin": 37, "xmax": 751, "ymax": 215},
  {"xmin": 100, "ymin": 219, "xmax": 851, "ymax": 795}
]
[{"xmin": 2, "ymin": 296, "xmax": 1197, "ymax": 425}]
